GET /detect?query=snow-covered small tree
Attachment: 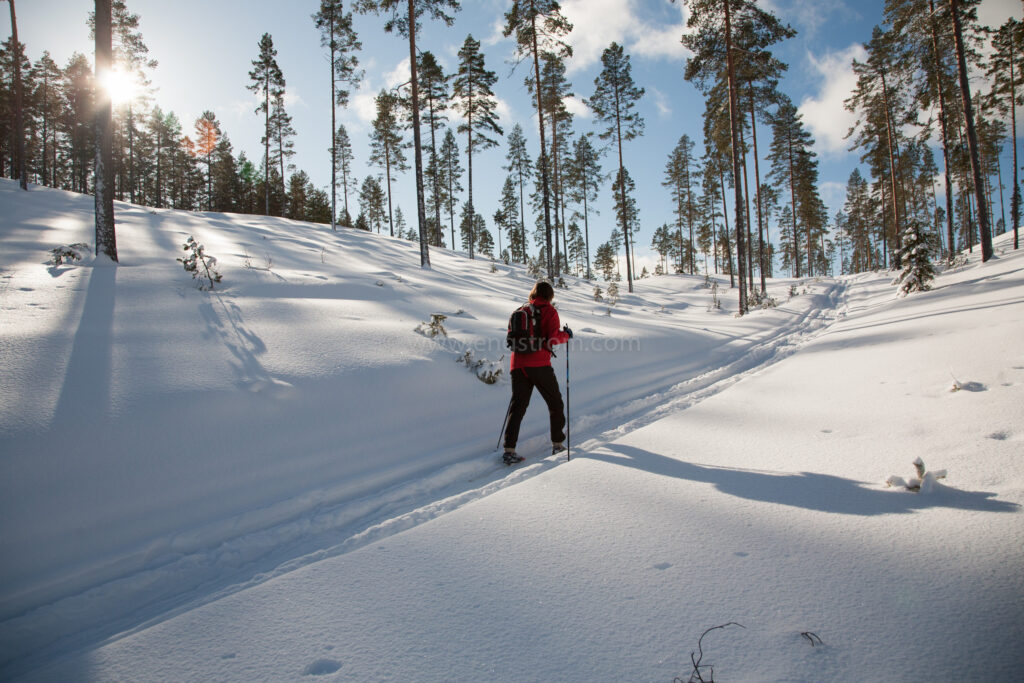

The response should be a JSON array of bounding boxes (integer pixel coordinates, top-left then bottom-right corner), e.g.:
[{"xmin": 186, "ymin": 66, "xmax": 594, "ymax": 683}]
[
  {"xmin": 178, "ymin": 237, "xmax": 222, "ymax": 290},
  {"xmin": 894, "ymin": 220, "xmax": 936, "ymax": 295}
]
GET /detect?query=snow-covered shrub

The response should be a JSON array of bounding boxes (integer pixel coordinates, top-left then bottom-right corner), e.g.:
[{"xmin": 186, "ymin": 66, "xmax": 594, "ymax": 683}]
[
  {"xmin": 748, "ymin": 289, "xmax": 778, "ymax": 310},
  {"xmin": 593, "ymin": 285, "xmax": 604, "ymax": 302},
  {"xmin": 49, "ymin": 242, "xmax": 91, "ymax": 266},
  {"xmin": 788, "ymin": 284, "xmax": 798, "ymax": 299},
  {"xmin": 707, "ymin": 282, "xmax": 720, "ymax": 311},
  {"xmin": 886, "ymin": 457, "xmax": 947, "ymax": 493},
  {"xmin": 947, "ymin": 252, "xmax": 969, "ymax": 269},
  {"xmin": 415, "ymin": 313, "xmax": 448, "ymax": 338},
  {"xmin": 457, "ymin": 350, "xmax": 503, "ymax": 384},
  {"xmin": 607, "ymin": 282, "xmax": 620, "ymax": 306},
  {"xmin": 893, "ymin": 220, "xmax": 936, "ymax": 296},
  {"xmin": 177, "ymin": 236, "xmax": 222, "ymax": 290}
]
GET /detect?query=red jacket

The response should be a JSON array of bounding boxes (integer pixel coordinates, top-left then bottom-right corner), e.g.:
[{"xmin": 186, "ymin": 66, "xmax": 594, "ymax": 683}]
[{"xmin": 510, "ymin": 298, "xmax": 569, "ymax": 370}]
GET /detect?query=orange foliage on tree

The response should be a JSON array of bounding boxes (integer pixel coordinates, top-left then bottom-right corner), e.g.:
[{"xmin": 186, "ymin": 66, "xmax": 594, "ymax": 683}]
[{"xmin": 193, "ymin": 116, "xmax": 219, "ymax": 159}]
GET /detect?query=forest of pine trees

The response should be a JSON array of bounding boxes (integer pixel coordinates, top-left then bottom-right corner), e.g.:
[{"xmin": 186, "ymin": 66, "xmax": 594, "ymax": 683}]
[{"xmin": 1, "ymin": 0, "xmax": 1020, "ymax": 313}]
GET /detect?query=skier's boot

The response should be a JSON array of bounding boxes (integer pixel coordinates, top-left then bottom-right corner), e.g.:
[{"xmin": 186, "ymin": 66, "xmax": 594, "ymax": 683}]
[
  {"xmin": 503, "ymin": 448, "xmax": 525, "ymax": 466},
  {"xmin": 552, "ymin": 442, "xmax": 566, "ymax": 456}
]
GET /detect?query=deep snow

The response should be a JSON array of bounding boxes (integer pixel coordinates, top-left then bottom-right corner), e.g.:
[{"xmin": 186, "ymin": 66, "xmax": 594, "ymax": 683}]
[{"xmin": 1, "ymin": 179, "xmax": 1022, "ymax": 681}]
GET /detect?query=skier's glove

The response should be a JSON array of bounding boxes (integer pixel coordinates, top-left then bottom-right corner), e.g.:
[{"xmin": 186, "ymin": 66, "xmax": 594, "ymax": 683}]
[{"xmin": 563, "ymin": 325, "xmax": 573, "ymax": 339}]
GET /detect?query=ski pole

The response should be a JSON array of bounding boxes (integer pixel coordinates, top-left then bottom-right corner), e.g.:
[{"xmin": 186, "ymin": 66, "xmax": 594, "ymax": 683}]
[
  {"xmin": 497, "ymin": 394, "xmax": 514, "ymax": 451},
  {"xmin": 565, "ymin": 327, "xmax": 571, "ymax": 462}
]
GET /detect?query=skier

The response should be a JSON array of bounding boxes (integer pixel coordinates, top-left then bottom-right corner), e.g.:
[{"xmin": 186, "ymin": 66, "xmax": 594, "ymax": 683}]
[{"xmin": 503, "ymin": 281, "xmax": 572, "ymax": 465}]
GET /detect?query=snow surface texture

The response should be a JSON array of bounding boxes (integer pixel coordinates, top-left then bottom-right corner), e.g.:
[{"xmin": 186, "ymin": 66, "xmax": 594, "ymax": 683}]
[{"xmin": 1, "ymin": 179, "xmax": 1022, "ymax": 681}]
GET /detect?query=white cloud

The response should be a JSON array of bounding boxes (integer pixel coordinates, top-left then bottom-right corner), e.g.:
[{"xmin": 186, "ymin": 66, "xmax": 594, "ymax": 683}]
[
  {"xmin": 385, "ymin": 58, "xmax": 411, "ymax": 90},
  {"xmin": 819, "ymin": 180, "xmax": 847, "ymax": 214},
  {"xmin": 563, "ymin": 95, "xmax": 591, "ymax": 119},
  {"xmin": 351, "ymin": 91, "xmax": 377, "ymax": 126},
  {"xmin": 628, "ymin": 14, "xmax": 690, "ymax": 62},
  {"xmin": 560, "ymin": 0, "xmax": 690, "ymax": 74},
  {"xmin": 758, "ymin": 0, "xmax": 858, "ymax": 39},
  {"xmin": 977, "ymin": 0, "xmax": 1021, "ymax": 34},
  {"xmin": 798, "ymin": 43, "xmax": 866, "ymax": 156},
  {"xmin": 649, "ymin": 88, "xmax": 672, "ymax": 118}
]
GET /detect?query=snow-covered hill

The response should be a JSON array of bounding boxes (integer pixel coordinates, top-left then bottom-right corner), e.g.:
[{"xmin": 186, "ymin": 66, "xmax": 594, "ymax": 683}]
[{"xmin": 2, "ymin": 179, "xmax": 1022, "ymax": 681}]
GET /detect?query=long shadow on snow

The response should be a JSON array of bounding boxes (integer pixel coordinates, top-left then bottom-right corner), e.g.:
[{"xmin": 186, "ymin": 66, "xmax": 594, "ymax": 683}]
[{"xmin": 590, "ymin": 444, "xmax": 1018, "ymax": 516}]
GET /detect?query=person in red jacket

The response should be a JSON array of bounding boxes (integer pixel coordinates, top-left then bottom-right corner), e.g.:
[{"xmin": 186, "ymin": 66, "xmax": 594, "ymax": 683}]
[{"xmin": 503, "ymin": 281, "xmax": 572, "ymax": 465}]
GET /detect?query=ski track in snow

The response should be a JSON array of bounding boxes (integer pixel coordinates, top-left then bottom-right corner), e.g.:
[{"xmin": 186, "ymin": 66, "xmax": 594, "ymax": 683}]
[{"xmin": 8, "ymin": 282, "xmax": 853, "ymax": 678}]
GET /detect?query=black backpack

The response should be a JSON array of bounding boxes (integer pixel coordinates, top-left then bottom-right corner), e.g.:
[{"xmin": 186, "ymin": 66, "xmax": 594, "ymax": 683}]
[{"xmin": 506, "ymin": 303, "xmax": 546, "ymax": 353}]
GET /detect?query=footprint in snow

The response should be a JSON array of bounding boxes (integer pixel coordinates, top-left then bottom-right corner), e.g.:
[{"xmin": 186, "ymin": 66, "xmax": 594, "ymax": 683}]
[
  {"xmin": 304, "ymin": 659, "xmax": 342, "ymax": 676},
  {"xmin": 987, "ymin": 431, "xmax": 1010, "ymax": 441},
  {"xmin": 653, "ymin": 562, "xmax": 673, "ymax": 571}
]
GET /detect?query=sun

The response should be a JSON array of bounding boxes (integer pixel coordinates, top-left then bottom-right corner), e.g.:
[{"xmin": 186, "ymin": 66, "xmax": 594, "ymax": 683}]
[{"xmin": 100, "ymin": 67, "xmax": 139, "ymax": 106}]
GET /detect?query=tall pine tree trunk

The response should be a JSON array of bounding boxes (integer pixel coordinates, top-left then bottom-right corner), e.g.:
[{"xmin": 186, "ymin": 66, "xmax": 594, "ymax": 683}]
[
  {"xmin": 7, "ymin": 0, "xmax": 27, "ymax": 190},
  {"xmin": 407, "ymin": 0, "xmax": 430, "ymax": 267},
  {"xmin": 719, "ymin": 166, "xmax": 735, "ymax": 288},
  {"xmin": 929, "ymin": 0, "xmax": 957, "ymax": 260},
  {"xmin": 750, "ymin": 95, "xmax": 767, "ymax": 295},
  {"xmin": 950, "ymin": 0, "xmax": 993, "ymax": 261},
  {"xmin": 1010, "ymin": 30, "xmax": 1020, "ymax": 249},
  {"xmin": 786, "ymin": 135, "xmax": 800, "ymax": 278},
  {"xmin": 530, "ymin": 10, "xmax": 554, "ymax": 279},
  {"xmin": 724, "ymin": 0, "xmax": 747, "ymax": 313},
  {"xmin": 330, "ymin": 14, "xmax": 337, "ymax": 230},
  {"xmin": 94, "ymin": 0, "xmax": 117, "ymax": 261},
  {"xmin": 263, "ymin": 76, "xmax": 270, "ymax": 215},
  {"xmin": 880, "ymin": 69, "xmax": 902, "ymax": 268}
]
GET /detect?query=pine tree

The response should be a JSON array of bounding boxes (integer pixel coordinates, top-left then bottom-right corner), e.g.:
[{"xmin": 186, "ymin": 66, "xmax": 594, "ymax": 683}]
[
  {"xmin": 504, "ymin": 0, "xmax": 572, "ymax": 279},
  {"xmin": 29, "ymin": 51, "xmax": 61, "ymax": 187},
  {"xmin": 988, "ymin": 17, "xmax": 1022, "ymax": 250},
  {"xmin": 586, "ymin": 42, "xmax": 644, "ymax": 294},
  {"xmin": 269, "ymin": 88, "xmax": 296, "ymax": 214},
  {"xmin": 499, "ymin": 175, "xmax": 524, "ymax": 261},
  {"xmin": 663, "ymin": 134, "xmax": 698, "ymax": 274},
  {"xmin": 193, "ymin": 111, "xmax": 220, "ymax": 210},
  {"xmin": 94, "ymin": 0, "xmax": 117, "ymax": 260},
  {"xmin": 475, "ymin": 214, "xmax": 494, "ymax": 258},
  {"xmin": 533, "ymin": 53, "xmax": 574, "ymax": 277},
  {"xmin": 843, "ymin": 168, "xmax": 877, "ymax": 272},
  {"xmin": 417, "ymin": 50, "xmax": 448, "ymax": 247},
  {"xmin": 314, "ymin": 0, "xmax": 362, "ymax": 231},
  {"xmin": 3, "ymin": 0, "xmax": 27, "ymax": 190},
  {"xmin": 394, "ymin": 204, "xmax": 408, "ymax": 239},
  {"xmin": 949, "ymin": 0, "xmax": 993, "ymax": 262},
  {"xmin": 452, "ymin": 34, "xmax": 502, "ymax": 260},
  {"xmin": 767, "ymin": 97, "xmax": 823, "ymax": 277},
  {"xmin": 846, "ymin": 26, "xmax": 910, "ymax": 269},
  {"xmin": 594, "ymin": 241, "xmax": 617, "ymax": 281},
  {"xmin": 563, "ymin": 133, "xmax": 602, "ymax": 279},
  {"xmin": 370, "ymin": 90, "xmax": 408, "ymax": 237},
  {"xmin": 359, "ymin": 175, "xmax": 387, "ymax": 233},
  {"xmin": 210, "ymin": 133, "xmax": 239, "ymax": 213},
  {"xmin": 681, "ymin": 0, "xmax": 779, "ymax": 313},
  {"xmin": 355, "ymin": 0, "xmax": 460, "ymax": 268},
  {"xmin": 438, "ymin": 127, "xmax": 463, "ymax": 248},
  {"xmin": 503, "ymin": 123, "xmax": 533, "ymax": 263},
  {"xmin": 333, "ymin": 123, "xmax": 355, "ymax": 225},
  {"xmin": 894, "ymin": 220, "xmax": 936, "ymax": 294},
  {"xmin": 248, "ymin": 33, "xmax": 285, "ymax": 215},
  {"xmin": 885, "ymin": 0, "xmax": 961, "ymax": 261},
  {"xmin": 611, "ymin": 166, "xmax": 640, "ymax": 277}
]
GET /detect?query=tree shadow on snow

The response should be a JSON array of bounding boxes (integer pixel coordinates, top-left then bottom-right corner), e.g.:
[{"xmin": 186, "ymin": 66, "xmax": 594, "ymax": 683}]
[{"xmin": 589, "ymin": 444, "xmax": 1019, "ymax": 516}]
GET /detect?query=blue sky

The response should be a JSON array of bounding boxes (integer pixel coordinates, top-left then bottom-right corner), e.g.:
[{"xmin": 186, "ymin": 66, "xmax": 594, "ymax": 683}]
[{"xmin": 5, "ymin": 0, "xmax": 1022, "ymax": 270}]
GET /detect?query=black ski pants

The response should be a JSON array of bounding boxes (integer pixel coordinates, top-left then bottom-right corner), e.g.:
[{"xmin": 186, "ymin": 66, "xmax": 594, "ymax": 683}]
[{"xmin": 503, "ymin": 365, "xmax": 565, "ymax": 450}]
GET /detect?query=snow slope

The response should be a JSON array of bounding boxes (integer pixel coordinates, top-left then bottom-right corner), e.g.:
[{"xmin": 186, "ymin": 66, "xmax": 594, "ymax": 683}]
[{"xmin": 2, "ymin": 179, "xmax": 1022, "ymax": 680}]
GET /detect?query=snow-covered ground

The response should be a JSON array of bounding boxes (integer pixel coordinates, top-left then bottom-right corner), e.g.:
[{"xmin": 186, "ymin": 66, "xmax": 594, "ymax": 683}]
[{"xmin": 1, "ymin": 178, "xmax": 1022, "ymax": 681}]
